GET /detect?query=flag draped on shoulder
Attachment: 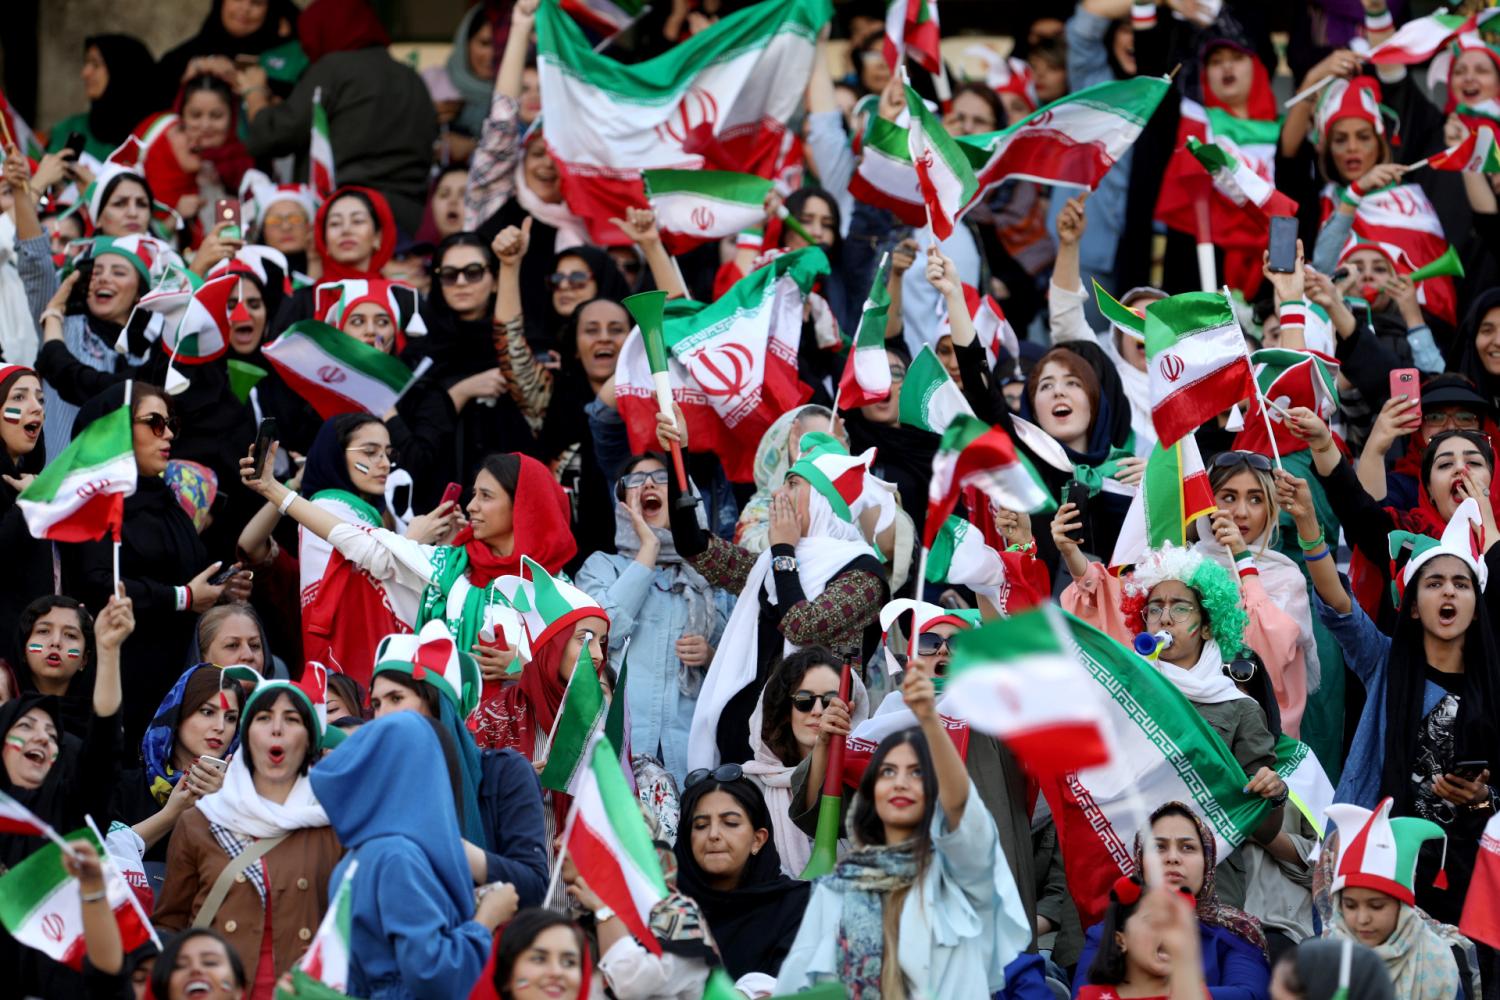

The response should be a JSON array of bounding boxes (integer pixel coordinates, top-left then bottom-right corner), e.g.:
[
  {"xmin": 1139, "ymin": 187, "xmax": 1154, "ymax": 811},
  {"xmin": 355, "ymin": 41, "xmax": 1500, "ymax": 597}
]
[
  {"xmin": 18, "ymin": 384, "xmax": 137, "ymax": 542},
  {"xmin": 836, "ymin": 253, "xmax": 894, "ymax": 409},
  {"xmin": 536, "ymin": 0, "xmax": 830, "ymax": 246},
  {"xmin": 309, "ymin": 87, "xmax": 334, "ymax": 198},
  {"xmin": 1143, "ymin": 291, "xmax": 1253, "ymax": 447},
  {"xmin": 898, "ymin": 344, "xmax": 973, "ymax": 433},
  {"xmin": 262, "ymin": 320, "xmax": 421, "ymax": 419},
  {"xmin": 643, "ymin": 169, "xmax": 773, "ymax": 252},
  {"xmin": 1110, "ymin": 435, "xmax": 1216, "ymax": 571},
  {"xmin": 925, "ymin": 414, "xmax": 1047, "ymax": 548}
]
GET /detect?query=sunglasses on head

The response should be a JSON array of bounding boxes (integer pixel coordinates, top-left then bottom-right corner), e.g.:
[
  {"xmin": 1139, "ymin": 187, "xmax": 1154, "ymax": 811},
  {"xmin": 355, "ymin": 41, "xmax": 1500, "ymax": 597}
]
[
  {"xmin": 1211, "ymin": 450, "xmax": 1272, "ymax": 472},
  {"xmin": 685, "ymin": 763, "xmax": 744, "ymax": 789},
  {"xmin": 790, "ymin": 690, "xmax": 839, "ymax": 714},
  {"xmin": 435, "ymin": 263, "xmax": 489, "ymax": 286},
  {"xmin": 547, "ymin": 270, "xmax": 592, "ymax": 290},
  {"xmin": 916, "ymin": 631, "xmax": 953, "ymax": 656},
  {"xmin": 134, "ymin": 412, "xmax": 179, "ymax": 438}
]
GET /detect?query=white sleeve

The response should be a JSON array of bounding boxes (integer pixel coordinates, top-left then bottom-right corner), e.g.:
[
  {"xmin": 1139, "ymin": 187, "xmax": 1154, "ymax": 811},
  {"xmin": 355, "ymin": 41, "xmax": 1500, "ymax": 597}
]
[
  {"xmin": 598, "ymin": 935, "xmax": 709, "ymax": 999},
  {"xmin": 326, "ymin": 523, "xmax": 440, "ymax": 599},
  {"xmin": 1048, "ymin": 280, "xmax": 1103, "ymax": 347}
]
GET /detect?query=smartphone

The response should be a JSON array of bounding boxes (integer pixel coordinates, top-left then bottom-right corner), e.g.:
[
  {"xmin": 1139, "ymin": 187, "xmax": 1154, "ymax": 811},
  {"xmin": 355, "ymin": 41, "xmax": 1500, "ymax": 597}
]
[
  {"xmin": 197, "ymin": 755, "xmax": 228, "ymax": 773},
  {"xmin": 1267, "ymin": 215, "xmax": 1299, "ymax": 274},
  {"xmin": 1064, "ymin": 480, "xmax": 1090, "ymax": 540},
  {"xmin": 1389, "ymin": 368, "xmax": 1421, "ymax": 422},
  {"xmin": 1451, "ymin": 760, "xmax": 1489, "ymax": 781},
  {"xmin": 440, "ymin": 482, "xmax": 463, "ymax": 508},
  {"xmin": 207, "ymin": 562, "xmax": 241, "ymax": 586},
  {"xmin": 214, "ymin": 197, "xmax": 242, "ymax": 241},
  {"xmin": 63, "ymin": 132, "xmax": 86, "ymax": 159},
  {"xmin": 252, "ymin": 417, "xmax": 278, "ymax": 480}
]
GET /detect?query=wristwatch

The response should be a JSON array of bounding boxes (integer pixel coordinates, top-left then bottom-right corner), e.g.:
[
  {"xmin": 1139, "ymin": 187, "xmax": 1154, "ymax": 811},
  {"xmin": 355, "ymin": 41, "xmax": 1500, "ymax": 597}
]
[
  {"xmin": 772, "ymin": 555, "xmax": 798, "ymax": 573},
  {"xmin": 594, "ymin": 905, "xmax": 616, "ymax": 924}
]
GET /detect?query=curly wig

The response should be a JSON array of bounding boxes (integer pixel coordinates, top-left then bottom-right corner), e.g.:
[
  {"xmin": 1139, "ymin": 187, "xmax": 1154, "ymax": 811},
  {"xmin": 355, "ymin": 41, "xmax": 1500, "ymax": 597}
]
[{"xmin": 1119, "ymin": 544, "xmax": 1248, "ymax": 655}]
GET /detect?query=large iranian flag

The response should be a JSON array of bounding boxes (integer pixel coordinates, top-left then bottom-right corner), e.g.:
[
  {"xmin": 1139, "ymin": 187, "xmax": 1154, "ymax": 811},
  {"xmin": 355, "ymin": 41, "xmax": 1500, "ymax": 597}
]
[
  {"xmin": 276, "ymin": 861, "xmax": 357, "ymax": 999},
  {"xmin": 1042, "ymin": 612, "xmax": 1304, "ymax": 926},
  {"xmin": 897, "ymin": 344, "xmax": 973, "ymax": 433},
  {"xmin": 263, "ymin": 321, "xmax": 424, "ymax": 419},
  {"xmin": 1144, "ymin": 291, "xmax": 1253, "ymax": 447},
  {"xmin": 925, "ymin": 413, "xmax": 1047, "ymax": 547},
  {"xmin": 0, "ymin": 826, "xmax": 155, "ymax": 970},
  {"xmin": 643, "ymin": 169, "xmax": 772, "ymax": 253},
  {"xmin": 1368, "ymin": 11, "xmax": 1472, "ymax": 64},
  {"xmin": 1109, "ymin": 435, "xmax": 1216, "ymax": 571},
  {"xmin": 564, "ymin": 735, "xmax": 669, "ymax": 954},
  {"xmin": 836, "ymin": 252, "xmax": 894, "ymax": 409},
  {"xmin": 539, "ymin": 646, "xmax": 607, "ymax": 795},
  {"xmin": 18, "ymin": 385, "xmax": 136, "ymax": 542},
  {"xmin": 537, "ymin": 0, "xmax": 829, "ymax": 246},
  {"xmin": 309, "ymin": 87, "xmax": 334, "ymax": 198}
]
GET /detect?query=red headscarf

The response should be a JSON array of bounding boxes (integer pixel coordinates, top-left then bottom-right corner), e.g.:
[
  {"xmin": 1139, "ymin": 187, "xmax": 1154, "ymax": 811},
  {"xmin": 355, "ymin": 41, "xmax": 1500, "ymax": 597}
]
[
  {"xmin": 467, "ymin": 923, "xmax": 594, "ymax": 1000},
  {"xmin": 298, "ymin": 0, "xmax": 391, "ymax": 64},
  {"xmin": 455, "ymin": 453, "xmax": 577, "ymax": 588},
  {"xmin": 1201, "ymin": 41, "xmax": 1279, "ymax": 122},
  {"xmin": 314, "ymin": 185, "xmax": 397, "ymax": 282},
  {"xmin": 173, "ymin": 79, "xmax": 254, "ymax": 195}
]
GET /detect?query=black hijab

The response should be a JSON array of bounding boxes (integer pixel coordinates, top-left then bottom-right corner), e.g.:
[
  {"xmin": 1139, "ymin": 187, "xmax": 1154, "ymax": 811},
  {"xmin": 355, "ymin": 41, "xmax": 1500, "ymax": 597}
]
[
  {"xmin": 0, "ymin": 694, "xmax": 80, "ymax": 868},
  {"xmin": 300, "ymin": 414, "xmax": 386, "ymax": 511},
  {"xmin": 0, "ymin": 366, "xmax": 46, "ymax": 512},
  {"xmin": 1019, "ymin": 340, "xmax": 1134, "ymax": 464},
  {"xmin": 1454, "ymin": 288, "xmax": 1500, "ymax": 412},
  {"xmin": 673, "ymin": 777, "xmax": 811, "ymax": 979},
  {"xmin": 545, "ymin": 245, "xmax": 631, "ymax": 336},
  {"xmin": 83, "ymin": 35, "xmax": 157, "ymax": 147},
  {"xmin": 158, "ymin": 0, "xmax": 299, "ymax": 104}
]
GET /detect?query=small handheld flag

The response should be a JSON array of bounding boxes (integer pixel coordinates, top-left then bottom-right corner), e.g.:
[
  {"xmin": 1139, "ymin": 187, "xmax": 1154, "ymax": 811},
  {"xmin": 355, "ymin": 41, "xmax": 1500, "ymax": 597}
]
[{"xmin": 623, "ymin": 289, "xmax": 692, "ymax": 496}]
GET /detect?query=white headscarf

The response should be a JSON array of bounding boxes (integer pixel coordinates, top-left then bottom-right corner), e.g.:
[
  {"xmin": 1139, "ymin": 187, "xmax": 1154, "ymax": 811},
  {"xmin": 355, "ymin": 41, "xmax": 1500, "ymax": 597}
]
[{"xmin": 195, "ymin": 749, "xmax": 329, "ymax": 839}]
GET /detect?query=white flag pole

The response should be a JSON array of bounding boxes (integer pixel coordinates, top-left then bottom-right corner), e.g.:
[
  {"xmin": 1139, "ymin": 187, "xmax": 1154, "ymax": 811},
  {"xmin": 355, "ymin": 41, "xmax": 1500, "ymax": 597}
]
[
  {"xmin": 1225, "ymin": 284, "xmax": 1283, "ymax": 470},
  {"xmin": 1281, "ymin": 73, "xmax": 1335, "ymax": 111}
]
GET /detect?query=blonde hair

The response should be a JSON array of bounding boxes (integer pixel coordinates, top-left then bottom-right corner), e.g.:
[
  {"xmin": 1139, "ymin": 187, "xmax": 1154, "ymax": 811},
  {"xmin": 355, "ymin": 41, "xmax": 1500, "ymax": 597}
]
[{"xmin": 1208, "ymin": 459, "xmax": 1281, "ymax": 553}]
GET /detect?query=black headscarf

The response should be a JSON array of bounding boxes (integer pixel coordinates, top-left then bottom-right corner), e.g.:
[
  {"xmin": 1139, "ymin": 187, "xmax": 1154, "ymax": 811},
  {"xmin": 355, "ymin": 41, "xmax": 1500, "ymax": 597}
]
[
  {"xmin": 300, "ymin": 413, "xmax": 386, "ymax": 512},
  {"xmin": 0, "ymin": 366, "xmax": 46, "ymax": 509},
  {"xmin": 83, "ymin": 35, "xmax": 158, "ymax": 147},
  {"xmin": 408, "ymin": 236, "xmax": 500, "ymax": 383},
  {"xmin": 157, "ymin": 0, "xmax": 300, "ymax": 103},
  {"xmin": 0, "ymin": 695, "xmax": 79, "ymax": 868},
  {"xmin": 673, "ymin": 777, "xmax": 811, "ymax": 979},
  {"xmin": 1454, "ymin": 288, "xmax": 1500, "ymax": 412},
  {"xmin": 1018, "ymin": 340, "xmax": 1134, "ymax": 464},
  {"xmin": 545, "ymin": 245, "xmax": 631, "ymax": 336}
]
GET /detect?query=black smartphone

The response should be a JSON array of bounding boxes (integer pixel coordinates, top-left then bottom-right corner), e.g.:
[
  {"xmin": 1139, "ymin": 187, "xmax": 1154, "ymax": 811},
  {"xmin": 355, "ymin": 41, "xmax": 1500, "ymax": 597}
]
[
  {"xmin": 252, "ymin": 417, "xmax": 278, "ymax": 480},
  {"xmin": 1267, "ymin": 215, "xmax": 1298, "ymax": 274},
  {"xmin": 207, "ymin": 562, "xmax": 241, "ymax": 586},
  {"xmin": 1064, "ymin": 479, "xmax": 1090, "ymax": 539},
  {"xmin": 1451, "ymin": 760, "xmax": 1489, "ymax": 781},
  {"xmin": 64, "ymin": 258, "xmax": 93, "ymax": 314},
  {"xmin": 63, "ymin": 132, "xmax": 87, "ymax": 159}
]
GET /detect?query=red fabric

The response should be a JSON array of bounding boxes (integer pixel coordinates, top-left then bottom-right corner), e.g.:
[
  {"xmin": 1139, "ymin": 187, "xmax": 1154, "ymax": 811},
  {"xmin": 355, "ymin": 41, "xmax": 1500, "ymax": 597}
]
[
  {"xmin": 302, "ymin": 550, "xmax": 409, "ymax": 689},
  {"xmin": 454, "ymin": 453, "xmax": 576, "ymax": 588},
  {"xmin": 172, "ymin": 83, "xmax": 253, "ymax": 195},
  {"xmin": 250, "ymin": 900, "xmax": 276, "ymax": 1000},
  {"xmin": 466, "ymin": 924, "xmax": 593, "ymax": 1000},
  {"xmin": 313, "ymin": 185, "xmax": 397, "ymax": 281},
  {"xmin": 137, "ymin": 117, "xmax": 197, "ymax": 220},
  {"xmin": 298, "ymin": 0, "xmax": 391, "ymax": 64}
]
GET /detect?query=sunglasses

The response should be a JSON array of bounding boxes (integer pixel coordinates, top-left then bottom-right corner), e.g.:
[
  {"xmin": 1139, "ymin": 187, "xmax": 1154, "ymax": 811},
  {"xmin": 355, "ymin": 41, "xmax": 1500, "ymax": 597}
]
[
  {"xmin": 916, "ymin": 631, "xmax": 954, "ymax": 656},
  {"xmin": 791, "ymin": 690, "xmax": 839, "ymax": 714},
  {"xmin": 620, "ymin": 469, "xmax": 670, "ymax": 490},
  {"xmin": 685, "ymin": 763, "xmax": 744, "ymax": 789},
  {"xmin": 435, "ymin": 263, "xmax": 489, "ymax": 287},
  {"xmin": 1422, "ymin": 410, "xmax": 1481, "ymax": 430},
  {"xmin": 1211, "ymin": 450, "xmax": 1272, "ymax": 472},
  {"xmin": 1142, "ymin": 601, "xmax": 1198, "ymax": 625},
  {"xmin": 1223, "ymin": 656, "xmax": 1259, "ymax": 684},
  {"xmin": 547, "ymin": 270, "xmax": 593, "ymax": 290},
  {"xmin": 134, "ymin": 413, "xmax": 179, "ymax": 438}
]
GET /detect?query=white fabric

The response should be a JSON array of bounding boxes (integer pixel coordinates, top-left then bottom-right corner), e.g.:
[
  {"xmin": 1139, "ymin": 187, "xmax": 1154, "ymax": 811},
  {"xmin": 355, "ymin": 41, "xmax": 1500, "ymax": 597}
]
[
  {"xmin": 1155, "ymin": 636, "xmax": 1251, "ymax": 705},
  {"xmin": 299, "ymin": 495, "xmax": 379, "ymax": 609},
  {"xmin": 513, "ymin": 163, "xmax": 589, "ymax": 251},
  {"xmin": 0, "ymin": 215, "xmax": 37, "ymax": 367},
  {"xmin": 195, "ymin": 752, "xmax": 329, "ymax": 839},
  {"xmin": 687, "ymin": 491, "xmax": 875, "ymax": 770},
  {"xmin": 742, "ymin": 672, "xmax": 870, "ymax": 878}
]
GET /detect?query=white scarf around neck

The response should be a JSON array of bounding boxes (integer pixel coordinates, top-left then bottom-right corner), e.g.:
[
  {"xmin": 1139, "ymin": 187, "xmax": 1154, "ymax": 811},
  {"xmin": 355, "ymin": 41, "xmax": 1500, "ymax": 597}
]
[
  {"xmin": 195, "ymin": 751, "xmax": 329, "ymax": 840},
  {"xmin": 1155, "ymin": 636, "xmax": 1251, "ymax": 706}
]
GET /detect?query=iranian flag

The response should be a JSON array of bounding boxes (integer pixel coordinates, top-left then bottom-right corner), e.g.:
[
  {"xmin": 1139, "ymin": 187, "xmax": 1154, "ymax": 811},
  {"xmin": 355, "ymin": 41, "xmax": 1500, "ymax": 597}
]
[
  {"xmin": 946, "ymin": 607, "xmax": 1114, "ymax": 774},
  {"xmin": 157, "ymin": 273, "xmax": 236, "ymax": 365},
  {"xmin": 898, "ymin": 344, "xmax": 973, "ymax": 433},
  {"xmin": 1040, "ymin": 612, "xmax": 1304, "ymax": 926},
  {"xmin": 309, "ymin": 87, "xmax": 334, "ymax": 198},
  {"xmin": 884, "ymin": 0, "xmax": 942, "ymax": 74},
  {"xmin": 539, "ymin": 646, "xmax": 607, "ymax": 794},
  {"xmin": 1159, "ymin": 136, "xmax": 1298, "ymax": 249},
  {"xmin": 1461, "ymin": 812, "xmax": 1500, "ymax": 950},
  {"xmin": 1330, "ymin": 183, "xmax": 1457, "ymax": 325},
  {"xmin": 1144, "ymin": 291, "xmax": 1253, "ymax": 447},
  {"xmin": 643, "ymin": 169, "xmax": 772, "ymax": 253},
  {"xmin": 971, "ymin": 293, "xmax": 1020, "ymax": 369},
  {"xmin": 537, "ymin": 0, "xmax": 829, "ymax": 246},
  {"xmin": 18, "ymin": 384, "xmax": 136, "ymax": 542},
  {"xmin": 849, "ymin": 114, "xmax": 928, "ymax": 226},
  {"xmin": 1233, "ymin": 349, "xmax": 1340, "ymax": 458},
  {"xmin": 1426, "ymin": 125, "xmax": 1500, "ymax": 173},
  {"xmin": 263, "ymin": 321, "xmax": 424, "ymax": 419},
  {"xmin": 1368, "ymin": 10, "xmax": 1471, "ymax": 64},
  {"xmin": 905, "ymin": 77, "xmax": 977, "ymax": 240},
  {"xmin": 563, "ymin": 735, "xmax": 669, "ymax": 954},
  {"xmin": 1109, "ymin": 435, "xmax": 1217, "ymax": 571},
  {"xmin": 560, "ymin": 0, "xmax": 647, "ymax": 36},
  {"xmin": 0, "ymin": 792, "xmax": 66, "ymax": 843},
  {"xmin": 926, "ymin": 514, "xmax": 1005, "ymax": 596},
  {"xmin": 836, "ymin": 252, "xmax": 894, "ymax": 409},
  {"xmin": 0, "ymin": 826, "xmax": 155, "ymax": 970},
  {"xmin": 276, "ymin": 861, "xmax": 358, "ymax": 999},
  {"xmin": 0, "ymin": 87, "xmax": 43, "ymax": 160},
  {"xmin": 925, "ymin": 413, "xmax": 1047, "ymax": 548}
]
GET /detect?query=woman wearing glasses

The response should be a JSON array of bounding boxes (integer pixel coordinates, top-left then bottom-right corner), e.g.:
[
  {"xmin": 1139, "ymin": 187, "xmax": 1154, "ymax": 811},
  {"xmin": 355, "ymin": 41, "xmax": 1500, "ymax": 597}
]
[
  {"xmin": 576, "ymin": 453, "xmax": 733, "ymax": 787},
  {"xmin": 61, "ymin": 384, "xmax": 244, "ymax": 745}
]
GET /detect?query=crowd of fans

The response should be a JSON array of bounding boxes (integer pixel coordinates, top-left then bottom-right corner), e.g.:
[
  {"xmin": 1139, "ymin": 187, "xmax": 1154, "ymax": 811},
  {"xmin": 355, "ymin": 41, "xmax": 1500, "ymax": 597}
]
[{"xmin": 2, "ymin": 0, "xmax": 1500, "ymax": 997}]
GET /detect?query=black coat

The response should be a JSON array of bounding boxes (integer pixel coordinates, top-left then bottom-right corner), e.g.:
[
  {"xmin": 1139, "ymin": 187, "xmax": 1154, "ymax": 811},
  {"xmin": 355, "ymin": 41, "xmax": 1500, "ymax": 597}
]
[{"xmin": 0, "ymin": 431, "xmax": 52, "ymax": 673}]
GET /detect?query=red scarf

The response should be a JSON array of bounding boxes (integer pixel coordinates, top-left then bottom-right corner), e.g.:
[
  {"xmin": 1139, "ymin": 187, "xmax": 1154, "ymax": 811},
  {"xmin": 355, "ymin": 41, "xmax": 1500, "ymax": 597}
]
[
  {"xmin": 313, "ymin": 185, "xmax": 397, "ymax": 282},
  {"xmin": 453, "ymin": 453, "xmax": 577, "ymax": 588},
  {"xmin": 467, "ymin": 924, "xmax": 593, "ymax": 1000}
]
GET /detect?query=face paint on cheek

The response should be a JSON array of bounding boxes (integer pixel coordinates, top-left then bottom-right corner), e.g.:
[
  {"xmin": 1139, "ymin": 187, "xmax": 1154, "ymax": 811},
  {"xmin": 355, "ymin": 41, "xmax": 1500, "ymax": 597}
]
[
  {"xmin": 354, "ymin": 462, "xmax": 371, "ymax": 474},
  {"xmin": 26, "ymin": 643, "xmax": 44, "ymax": 653},
  {"xmin": 2, "ymin": 407, "xmax": 22, "ymax": 423},
  {"xmin": 65, "ymin": 649, "xmax": 81, "ymax": 660},
  {"xmin": 5, "ymin": 735, "xmax": 25, "ymax": 750}
]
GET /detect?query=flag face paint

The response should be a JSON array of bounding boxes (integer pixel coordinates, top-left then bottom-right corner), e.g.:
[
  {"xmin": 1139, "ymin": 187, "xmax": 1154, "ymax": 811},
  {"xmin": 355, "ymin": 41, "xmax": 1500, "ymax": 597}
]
[
  {"xmin": 26, "ymin": 643, "xmax": 44, "ymax": 653},
  {"xmin": 64, "ymin": 649, "xmax": 81, "ymax": 660},
  {"xmin": 2, "ymin": 408, "xmax": 21, "ymax": 423},
  {"xmin": 353, "ymin": 463, "xmax": 371, "ymax": 474}
]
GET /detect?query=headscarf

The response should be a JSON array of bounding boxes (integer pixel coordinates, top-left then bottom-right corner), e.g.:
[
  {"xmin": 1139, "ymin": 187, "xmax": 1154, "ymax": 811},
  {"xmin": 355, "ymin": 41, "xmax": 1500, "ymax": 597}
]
[
  {"xmin": 0, "ymin": 695, "xmax": 75, "ymax": 869},
  {"xmin": 543, "ymin": 246, "xmax": 631, "ymax": 333},
  {"xmin": 442, "ymin": 7, "xmax": 494, "ymax": 137},
  {"xmin": 512, "ymin": 127, "xmax": 591, "ymax": 253},
  {"xmin": 1133, "ymin": 801, "xmax": 1268, "ymax": 956},
  {"xmin": 1454, "ymin": 288, "xmax": 1500, "ymax": 412},
  {"xmin": 300, "ymin": 414, "xmax": 386, "ymax": 519},
  {"xmin": 297, "ymin": 0, "xmax": 390, "ymax": 64},
  {"xmin": 83, "ymin": 35, "xmax": 158, "ymax": 147},
  {"xmin": 447, "ymin": 453, "xmax": 575, "ymax": 589},
  {"xmin": 195, "ymin": 727, "xmax": 329, "ymax": 840},
  {"xmin": 735, "ymin": 405, "xmax": 836, "ymax": 553},
  {"xmin": 0, "ymin": 365, "xmax": 46, "ymax": 496},
  {"xmin": 742, "ymin": 674, "xmax": 869, "ymax": 878},
  {"xmin": 175, "ymin": 0, "xmax": 298, "ymax": 63},
  {"xmin": 1018, "ymin": 341, "xmax": 1134, "ymax": 467},
  {"xmin": 141, "ymin": 663, "xmax": 238, "ymax": 805},
  {"xmin": 672, "ymin": 777, "xmax": 812, "ymax": 979},
  {"xmin": 313, "ymin": 185, "xmax": 397, "ymax": 282},
  {"xmin": 1292, "ymin": 940, "xmax": 1395, "ymax": 1000},
  {"xmin": 172, "ymin": 76, "xmax": 254, "ymax": 194},
  {"xmin": 1199, "ymin": 35, "xmax": 1279, "ymax": 123},
  {"xmin": 1327, "ymin": 902, "xmax": 1457, "ymax": 1000}
]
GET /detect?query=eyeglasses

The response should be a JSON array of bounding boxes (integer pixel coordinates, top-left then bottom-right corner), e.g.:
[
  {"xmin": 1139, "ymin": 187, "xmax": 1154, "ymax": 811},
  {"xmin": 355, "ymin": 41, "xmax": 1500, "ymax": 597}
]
[
  {"xmin": 1211, "ymin": 450, "xmax": 1272, "ymax": 472},
  {"xmin": 915, "ymin": 631, "xmax": 954, "ymax": 656},
  {"xmin": 1143, "ymin": 601, "xmax": 1198, "ymax": 625},
  {"xmin": 1223, "ymin": 656, "xmax": 1259, "ymax": 684},
  {"xmin": 790, "ymin": 690, "xmax": 839, "ymax": 714},
  {"xmin": 685, "ymin": 763, "xmax": 744, "ymax": 789},
  {"xmin": 134, "ymin": 413, "xmax": 179, "ymax": 438},
  {"xmin": 547, "ymin": 270, "xmax": 593, "ymax": 290},
  {"xmin": 261, "ymin": 212, "xmax": 306, "ymax": 228},
  {"xmin": 1422, "ymin": 410, "xmax": 1481, "ymax": 430},
  {"xmin": 436, "ymin": 263, "xmax": 489, "ymax": 287},
  {"xmin": 620, "ymin": 469, "xmax": 670, "ymax": 490},
  {"xmin": 346, "ymin": 445, "xmax": 397, "ymax": 465},
  {"xmin": 947, "ymin": 112, "xmax": 996, "ymax": 132}
]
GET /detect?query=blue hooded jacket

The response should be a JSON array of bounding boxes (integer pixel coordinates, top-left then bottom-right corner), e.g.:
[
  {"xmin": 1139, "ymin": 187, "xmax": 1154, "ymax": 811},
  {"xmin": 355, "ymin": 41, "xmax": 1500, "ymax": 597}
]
[{"xmin": 310, "ymin": 713, "xmax": 493, "ymax": 1000}]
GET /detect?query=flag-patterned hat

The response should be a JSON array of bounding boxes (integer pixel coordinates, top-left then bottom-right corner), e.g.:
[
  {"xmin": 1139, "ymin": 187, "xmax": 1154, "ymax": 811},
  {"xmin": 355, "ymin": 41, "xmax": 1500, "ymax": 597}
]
[
  {"xmin": 786, "ymin": 435, "xmax": 878, "ymax": 523},
  {"xmin": 372, "ymin": 619, "xmax": 480, "ymax": 718},
  {"xmin": 927, "ymin": 515, "xmax": 1006, "ymax": 600},
  {"xmin": 239, "ymin": 168, "xmax": 321, "ymax": 239},
  {"xmin": 1314, "ymin": 75, "xmax": 1387, "ymax": 144},
  {"xmin": 494, "ymin": 556, "xmax": 609, "ymax": 655},
  {"xmin": 157, "ymin": 272, "xmax": 239, "ymax": 365},
  {"xmin": 224, "ymin": 661, "xmax": 330, "ymax": 748},
  {"xmin": 1327, "ymin": 797, "xmax": 1447, "ymax": 905},
  {"xmin": 316, "ymin": 278, "xmax": 427, "ymax": 339},
  {"xmin": 879, "ymin": 597, "xmax": 979, "ymax": 673},
  {"xmin": 1389, "ymin": 496, "xmax": 1488, "ymax": 604}
]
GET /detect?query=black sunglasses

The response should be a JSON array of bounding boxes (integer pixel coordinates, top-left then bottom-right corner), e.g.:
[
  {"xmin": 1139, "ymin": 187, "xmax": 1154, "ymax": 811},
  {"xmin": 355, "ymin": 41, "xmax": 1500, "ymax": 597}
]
[
  {"xmin": 685, "ymin": 763, "xmax": 744, "ymax": 789},
  {"xmin": 547, "ymin": 270, "xmax": 593, "ymax": 290},
  {"xmin": 1223, "ymin": 655, "xmax": 1259, "ymax": 684},
  {"xmin": 134, "ymin": 413, "xmax": 179, "ymax": 438},
  {"xmin": 790, "ymin": 690, "xmax": 839, "ymax": 714},
  {"xmin": 1212, "ymin": 450, "xmax": 1272, "ymax": 472},
  {"xmin": 435, "ymin": 263, "xmax": 489, "ymax": 286},
  {"xmin": 916, "ymin": 631, "xmax": 954, "ymax": 656}
]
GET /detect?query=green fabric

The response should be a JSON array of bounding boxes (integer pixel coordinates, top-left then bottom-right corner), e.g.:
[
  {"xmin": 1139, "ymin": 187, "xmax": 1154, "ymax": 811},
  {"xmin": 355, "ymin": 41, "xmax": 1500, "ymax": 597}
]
[
  {"xmin": 1070, "ymin": 446, "xmax": 1135, "ymax": 497},
  {"xmin": 259, "ymin": 41, "xmax": 309, "ymax": 85},
  {"xmin": 45, "ymin": 112, "xmax": 115, "ymax": 162}
]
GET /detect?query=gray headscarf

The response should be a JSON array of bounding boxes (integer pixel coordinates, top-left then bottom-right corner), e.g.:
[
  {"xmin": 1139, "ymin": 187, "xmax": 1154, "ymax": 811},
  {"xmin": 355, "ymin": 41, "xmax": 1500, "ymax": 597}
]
[{"xmin": 1291, "ymin": 939, "xmax": 1395, "ymax": 1000}]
